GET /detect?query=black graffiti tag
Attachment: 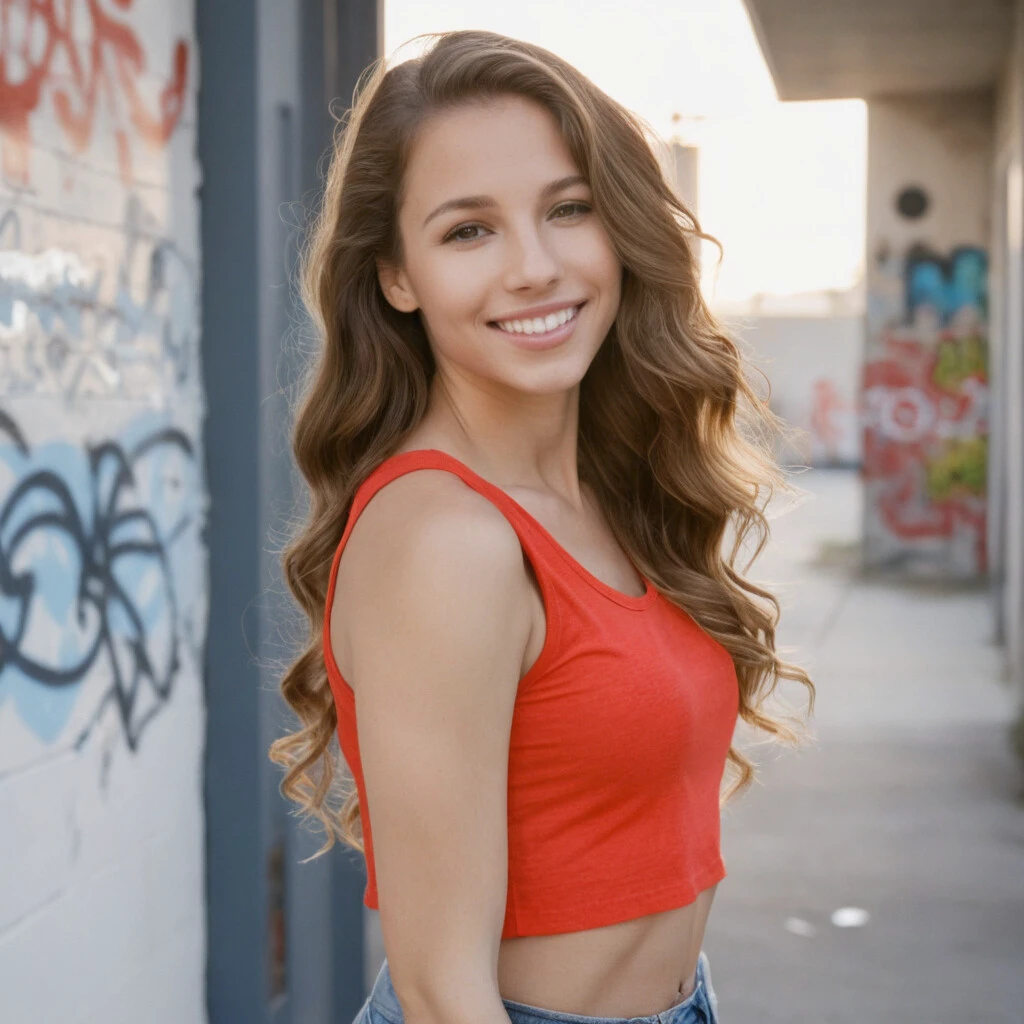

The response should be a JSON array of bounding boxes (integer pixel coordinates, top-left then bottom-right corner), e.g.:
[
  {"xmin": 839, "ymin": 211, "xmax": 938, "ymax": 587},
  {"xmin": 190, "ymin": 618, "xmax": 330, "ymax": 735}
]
[{"xmin": 0, "ymin": 418, "xmax": 195, "ymax": 752}]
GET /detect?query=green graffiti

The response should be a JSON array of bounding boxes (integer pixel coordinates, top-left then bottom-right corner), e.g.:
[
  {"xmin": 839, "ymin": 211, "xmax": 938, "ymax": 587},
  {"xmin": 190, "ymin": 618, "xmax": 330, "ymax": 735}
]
[
  {"xmin": 932, "ymin": 334, "xmax": 988, "ymax": 391},
  {"xmin": 926, "ymin": 437, "xmax": 987, "ymax": 500}
]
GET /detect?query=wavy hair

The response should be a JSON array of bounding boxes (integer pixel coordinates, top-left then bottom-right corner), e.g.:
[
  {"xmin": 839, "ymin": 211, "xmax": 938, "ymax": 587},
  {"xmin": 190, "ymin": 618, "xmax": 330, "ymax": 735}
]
[{"xmin": 269, "ymin": 29, "xmax": 815, "ymax": 859}]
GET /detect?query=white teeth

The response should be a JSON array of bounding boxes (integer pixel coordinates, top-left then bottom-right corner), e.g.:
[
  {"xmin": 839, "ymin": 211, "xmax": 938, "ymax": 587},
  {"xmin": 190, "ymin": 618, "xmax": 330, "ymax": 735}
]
[{"xmin": 495, "ymin": 304, "xmax": 580, "ymax": 335}]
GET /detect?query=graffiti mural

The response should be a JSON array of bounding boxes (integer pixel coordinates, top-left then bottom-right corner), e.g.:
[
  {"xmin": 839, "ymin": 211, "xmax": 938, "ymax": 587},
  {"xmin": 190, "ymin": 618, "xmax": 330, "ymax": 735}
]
[
  {"xmin": 862, "ymin": 244, "xmax": 988, "ymax": 576},
  {"xmin": 0, "ymin": 196, "xmax": 200, "ymax": 401},
  {"xmin": 0, "ymin": 0, "xmax": 200, "ymax": 765},
  {"xmin": 0, "ymin": 411, "xmax": 203, "ymax": 752},
  {"xmin": 0, "ymin": 0, "xmax": 189, "ymax": 186}
]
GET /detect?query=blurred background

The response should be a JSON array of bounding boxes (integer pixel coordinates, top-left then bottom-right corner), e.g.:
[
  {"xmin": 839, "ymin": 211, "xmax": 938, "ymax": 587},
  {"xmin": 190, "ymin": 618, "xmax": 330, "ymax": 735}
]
[{"xmin": 0, "ymin": 1, "xmax": 1021, "ymax": 1022}]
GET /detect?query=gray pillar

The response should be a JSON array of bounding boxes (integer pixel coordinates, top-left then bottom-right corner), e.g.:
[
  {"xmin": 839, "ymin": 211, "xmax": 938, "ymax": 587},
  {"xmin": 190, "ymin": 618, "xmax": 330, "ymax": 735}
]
[{"xmin": 198, "ymin": 2, "xmax": 379, "ymax": 1022}]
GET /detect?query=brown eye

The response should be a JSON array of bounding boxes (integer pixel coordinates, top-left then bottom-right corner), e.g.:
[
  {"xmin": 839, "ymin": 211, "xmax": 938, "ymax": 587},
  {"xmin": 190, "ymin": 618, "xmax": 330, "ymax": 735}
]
[
  {"xmin": 552, "ymin": 201, "xmax": 591, "ymax": 219},
  {"xmin": 443, "ymin": 223, "xmax": 487, "ymax": 244}
]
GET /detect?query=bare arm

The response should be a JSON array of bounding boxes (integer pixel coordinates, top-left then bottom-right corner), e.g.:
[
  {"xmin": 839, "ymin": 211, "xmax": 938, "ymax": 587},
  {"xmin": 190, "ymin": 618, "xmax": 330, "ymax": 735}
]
[{"xmin": 337, "ymin": 471, "xmax": 531, "ymax": 1024}]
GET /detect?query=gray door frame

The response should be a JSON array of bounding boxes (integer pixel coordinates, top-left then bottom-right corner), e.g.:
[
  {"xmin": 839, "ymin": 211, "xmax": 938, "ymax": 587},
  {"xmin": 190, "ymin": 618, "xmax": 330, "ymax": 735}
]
[{"xmin": 197, "ymin": 2, "xmax": 380, "ymax": 1021}]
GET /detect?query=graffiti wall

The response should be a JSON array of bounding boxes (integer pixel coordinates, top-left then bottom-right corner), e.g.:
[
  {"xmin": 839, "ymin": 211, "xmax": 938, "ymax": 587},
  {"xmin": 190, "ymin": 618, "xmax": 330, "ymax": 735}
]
[
  {"xmin": 0, "ymin": 3, "xmax": 208, "ymax": 1022},
  {"xmin": 862, "ymin": 93, "xmax": 993, "ymax": 579},
  {"xmin": 862, "ymin": 243, "xmax": 989, "ymax": 576}
]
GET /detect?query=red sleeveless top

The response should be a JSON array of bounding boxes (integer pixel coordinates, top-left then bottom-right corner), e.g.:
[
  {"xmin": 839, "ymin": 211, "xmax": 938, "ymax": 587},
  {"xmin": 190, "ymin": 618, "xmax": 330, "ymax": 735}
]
[{"xmin": 322, "ymin": 449, "xmax": 739, "ymax": 938}]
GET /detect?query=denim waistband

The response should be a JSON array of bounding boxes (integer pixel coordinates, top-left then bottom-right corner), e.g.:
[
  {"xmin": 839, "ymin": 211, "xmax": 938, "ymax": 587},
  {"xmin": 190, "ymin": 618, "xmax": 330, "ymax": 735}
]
[{"xmin": 364, "ymin": 949, "xmax": 718, "ymax": 1024}]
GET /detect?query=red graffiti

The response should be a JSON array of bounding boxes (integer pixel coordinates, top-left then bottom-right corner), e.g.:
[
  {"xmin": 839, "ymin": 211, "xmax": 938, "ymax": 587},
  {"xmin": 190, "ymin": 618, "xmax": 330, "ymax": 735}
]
[
  {"xmin": 0, "ymin": 0, "xmax": 188, "ymax": 185},
  {"xmin": 862, "ymin": 329, "xmax": 988, "ymax": 569},
  {"xmin": 809, "ymin": 378, "xmax": 853, "ymax": 463}
]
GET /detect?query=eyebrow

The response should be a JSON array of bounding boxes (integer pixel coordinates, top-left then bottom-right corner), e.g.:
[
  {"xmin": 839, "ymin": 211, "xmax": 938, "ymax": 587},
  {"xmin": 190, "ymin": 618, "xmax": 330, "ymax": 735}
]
[{"xmin": 421, "ymin": 174, "xmax": 589, "ymax": 229}]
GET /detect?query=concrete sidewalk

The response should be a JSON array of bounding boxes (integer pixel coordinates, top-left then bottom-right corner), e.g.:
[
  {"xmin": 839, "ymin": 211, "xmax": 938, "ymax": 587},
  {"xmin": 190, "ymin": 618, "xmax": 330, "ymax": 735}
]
[{"xmin": 707, "ymin": 469, "xmax": 1024, "ymax": 1023}]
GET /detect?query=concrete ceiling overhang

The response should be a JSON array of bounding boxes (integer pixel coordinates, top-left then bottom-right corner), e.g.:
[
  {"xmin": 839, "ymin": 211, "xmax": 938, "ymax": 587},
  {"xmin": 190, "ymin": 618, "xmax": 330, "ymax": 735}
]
[{"xmin": 742, "ymin": 0, "xmax": 1014, "ymax": 100}]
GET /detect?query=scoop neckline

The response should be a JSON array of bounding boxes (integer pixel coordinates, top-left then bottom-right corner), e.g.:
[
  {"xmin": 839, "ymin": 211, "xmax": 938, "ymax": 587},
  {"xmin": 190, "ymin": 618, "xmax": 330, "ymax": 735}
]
[{"xmin": 384, "ymin": 448, "xmax": 660, "ymax": 611}]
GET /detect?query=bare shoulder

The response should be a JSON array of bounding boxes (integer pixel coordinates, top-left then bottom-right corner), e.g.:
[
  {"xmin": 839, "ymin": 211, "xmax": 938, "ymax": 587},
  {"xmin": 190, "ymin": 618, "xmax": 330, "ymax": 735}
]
[
  {"xmin": 330, "ymin": 467, "xmax": 531, "ymax": 689},
  {"xmin": 336, "ymin": 468, "xmax": 531, "ymax": 991}
]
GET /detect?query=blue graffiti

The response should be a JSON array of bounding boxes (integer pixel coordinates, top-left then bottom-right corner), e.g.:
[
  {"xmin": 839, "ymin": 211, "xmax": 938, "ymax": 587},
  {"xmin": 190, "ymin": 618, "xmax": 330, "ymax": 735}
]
[
  {"xmin": 905, "ymin": 244, "xmax": 988, "ymax": 327},
  {"xmin": 0, "ymin": 413, "xmax": 198, "ymax": 752}
]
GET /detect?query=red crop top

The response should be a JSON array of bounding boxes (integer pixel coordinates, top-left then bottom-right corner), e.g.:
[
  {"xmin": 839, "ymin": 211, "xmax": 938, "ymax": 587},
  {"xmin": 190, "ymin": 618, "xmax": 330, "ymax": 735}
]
[{"xmin": 322, "ymin": 448, "xmax": 740, "ymax": 938}]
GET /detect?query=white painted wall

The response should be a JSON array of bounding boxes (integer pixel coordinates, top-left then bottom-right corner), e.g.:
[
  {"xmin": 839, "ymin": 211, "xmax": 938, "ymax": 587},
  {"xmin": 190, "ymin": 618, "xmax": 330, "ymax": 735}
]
[
  {"xmin": 723, "ymin": 313, "xmax": 864, "ymax": 468},
  {"xmin": 669, "ymin": 142, "xmax": 699, "ymax": 215},
  {"xmin": 865, "ymin": 96, "xmax": 992, "ymax": 293},
  {"xmin": 0, "ymin": 3, "xmax": 208, "ymax": 1023}
]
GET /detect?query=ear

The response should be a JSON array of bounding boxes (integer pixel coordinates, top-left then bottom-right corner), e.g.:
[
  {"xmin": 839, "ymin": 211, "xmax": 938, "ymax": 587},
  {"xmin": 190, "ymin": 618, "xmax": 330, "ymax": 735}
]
[{"xmin": 376, "ymin": 260, "xmax": 419, "ymax": 313}]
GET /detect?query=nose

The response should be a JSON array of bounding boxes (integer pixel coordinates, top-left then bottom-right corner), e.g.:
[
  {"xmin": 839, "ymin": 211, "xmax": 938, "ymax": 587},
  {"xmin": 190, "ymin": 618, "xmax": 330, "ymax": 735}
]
[{"xmin": 502, "ymin": 221, "xmax": 561, "ymax": 292}]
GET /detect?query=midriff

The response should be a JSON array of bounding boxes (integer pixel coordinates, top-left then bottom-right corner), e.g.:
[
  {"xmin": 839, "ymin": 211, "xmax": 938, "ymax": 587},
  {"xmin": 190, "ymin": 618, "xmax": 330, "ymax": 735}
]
[{"xmin": 497, "ymin": 885, "xmax": 718, "ymax": 1018}]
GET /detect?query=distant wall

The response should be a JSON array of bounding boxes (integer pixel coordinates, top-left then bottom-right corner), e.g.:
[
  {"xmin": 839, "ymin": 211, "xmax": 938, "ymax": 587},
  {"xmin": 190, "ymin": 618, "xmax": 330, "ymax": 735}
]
[
  {"xmin": 726, "ymin": 314, "xmax": 863, "ymax": 468},
  {"xmin": 0, "ymin": 3, "xmax": 208, "ymax": 1023},
  {"xmin": 670, "ymin": 142, "xmax": 699, "ymax": 214},
  {"xmin": 862, "ymin": 93, "xmax": 992, "ymax": 578}
]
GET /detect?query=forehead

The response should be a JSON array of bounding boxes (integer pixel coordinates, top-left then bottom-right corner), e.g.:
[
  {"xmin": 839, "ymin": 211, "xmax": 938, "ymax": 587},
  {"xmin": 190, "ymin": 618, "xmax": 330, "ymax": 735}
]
[{"xmin": 402, "ymin": 96, "xmax": 581, "ymax": 212}]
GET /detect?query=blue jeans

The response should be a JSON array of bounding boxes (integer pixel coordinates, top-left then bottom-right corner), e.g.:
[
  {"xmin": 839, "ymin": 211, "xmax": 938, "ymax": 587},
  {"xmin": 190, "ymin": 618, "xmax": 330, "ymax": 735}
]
[{"xmin": 353, "ymin": 950, "xmax": 720, "ymax": 1024}]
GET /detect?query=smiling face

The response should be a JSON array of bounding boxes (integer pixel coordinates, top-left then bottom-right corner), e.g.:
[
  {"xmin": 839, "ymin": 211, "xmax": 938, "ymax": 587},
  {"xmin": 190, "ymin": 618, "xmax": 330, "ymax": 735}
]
[{"xmin": 377, "ymin": 94, "xmax": 622, "ymax": 400}]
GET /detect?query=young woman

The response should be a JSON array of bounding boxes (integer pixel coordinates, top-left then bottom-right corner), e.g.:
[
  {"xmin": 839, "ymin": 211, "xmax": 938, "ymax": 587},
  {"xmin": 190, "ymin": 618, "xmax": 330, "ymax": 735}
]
[{"xmin": 270, "ymin": 30, "xmax": 815, "ymax": 1024}]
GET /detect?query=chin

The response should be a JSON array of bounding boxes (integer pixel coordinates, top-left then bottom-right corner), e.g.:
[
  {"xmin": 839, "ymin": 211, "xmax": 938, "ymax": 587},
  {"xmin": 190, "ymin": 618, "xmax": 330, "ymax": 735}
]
[{"xmin": 503, "ymin": 361, "xmax": 592, "ymax": 397}]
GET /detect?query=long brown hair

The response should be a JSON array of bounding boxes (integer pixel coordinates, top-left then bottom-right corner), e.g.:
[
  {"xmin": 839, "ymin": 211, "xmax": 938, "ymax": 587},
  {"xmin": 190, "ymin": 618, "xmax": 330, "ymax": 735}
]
[{"xmin": 269, "ymin": 30, "xmax": 815, "ymax": 859}]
